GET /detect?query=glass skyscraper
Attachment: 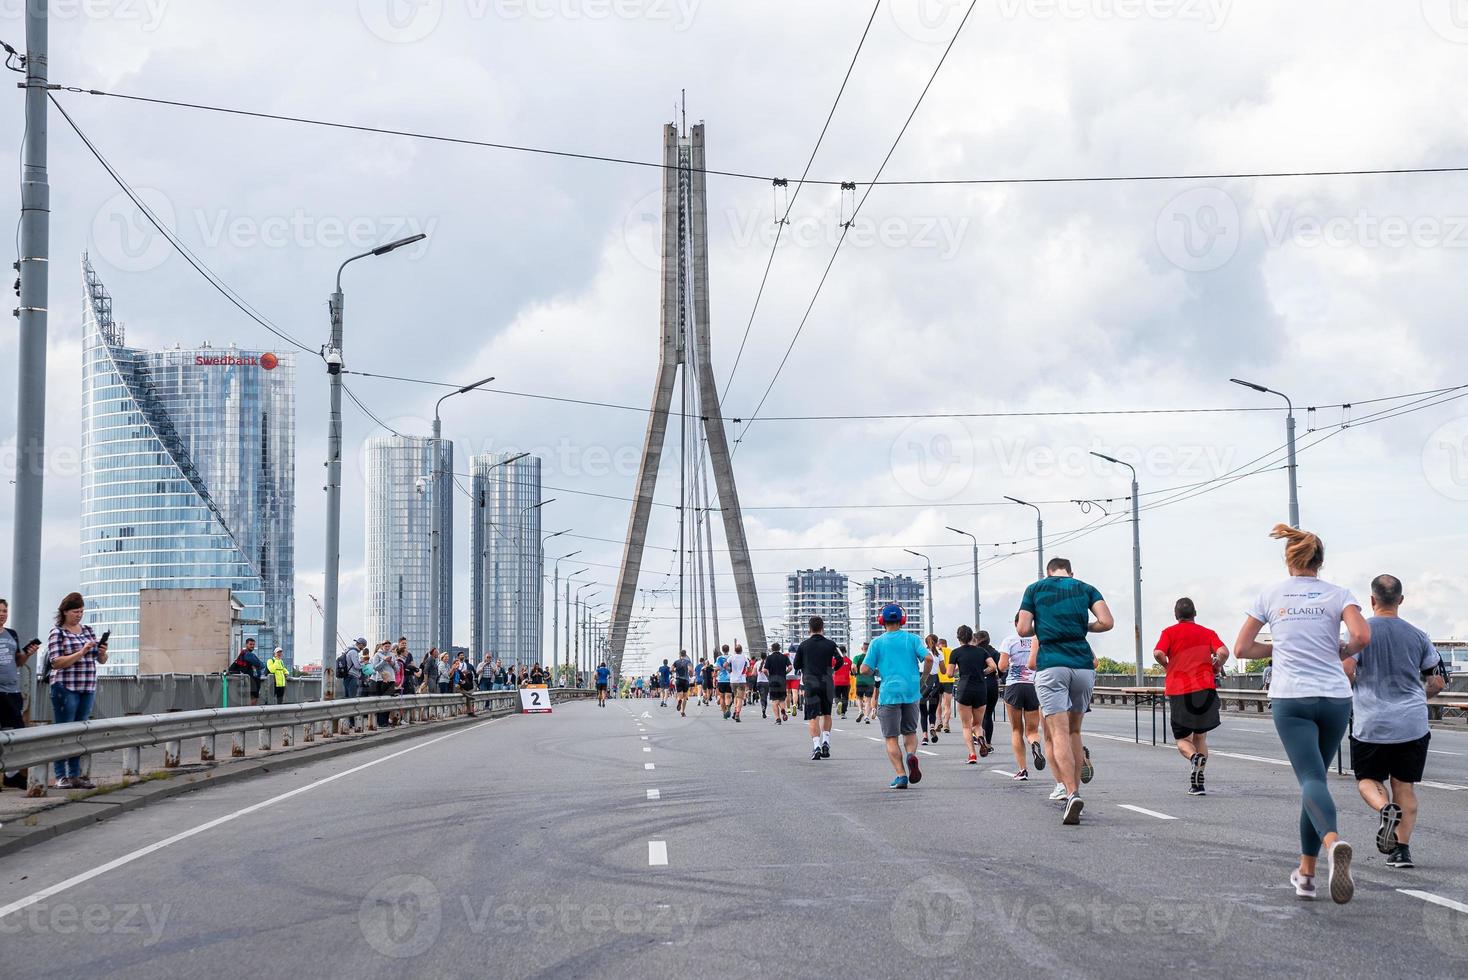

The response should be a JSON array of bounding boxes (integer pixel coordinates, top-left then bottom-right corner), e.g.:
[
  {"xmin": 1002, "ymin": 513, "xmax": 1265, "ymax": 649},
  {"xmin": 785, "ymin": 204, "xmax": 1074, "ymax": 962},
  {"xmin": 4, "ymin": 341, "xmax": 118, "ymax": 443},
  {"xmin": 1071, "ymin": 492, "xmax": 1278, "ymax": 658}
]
[
  {"xmin": 785, "ymin": 567, "xmax": 851, "ymax": 650},
  {"xmin": 862, "ymin": 575, "xmax": 925, "ymax": 643},
  {"xmin": 470, "ymin": 452, "xmax": 542, "ymax": 666},
  {"xmin": 364, "ymin": 434, "xmax": 453, "ymax": 655},
  {"xmin": 81, "ymin": 256, "xmax": 295, "ymax": 673}
]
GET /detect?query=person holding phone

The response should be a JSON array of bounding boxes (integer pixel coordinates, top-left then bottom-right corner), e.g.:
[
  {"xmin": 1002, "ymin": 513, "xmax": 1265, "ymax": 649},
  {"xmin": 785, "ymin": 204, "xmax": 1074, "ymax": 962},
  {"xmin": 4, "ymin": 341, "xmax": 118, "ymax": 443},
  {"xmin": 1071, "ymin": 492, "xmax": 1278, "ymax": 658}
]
[{"xmin": 46, "ymin": 592, "xmax": 108, "ymax": 789}]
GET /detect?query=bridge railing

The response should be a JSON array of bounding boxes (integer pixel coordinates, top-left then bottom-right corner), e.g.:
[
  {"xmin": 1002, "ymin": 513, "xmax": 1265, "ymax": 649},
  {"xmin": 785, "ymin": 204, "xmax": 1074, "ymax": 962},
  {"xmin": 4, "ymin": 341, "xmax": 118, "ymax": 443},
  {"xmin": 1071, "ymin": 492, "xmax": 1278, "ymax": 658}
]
[{"xmin": 3, "ymin": 687, "xmax": 595, "ymax": 796}]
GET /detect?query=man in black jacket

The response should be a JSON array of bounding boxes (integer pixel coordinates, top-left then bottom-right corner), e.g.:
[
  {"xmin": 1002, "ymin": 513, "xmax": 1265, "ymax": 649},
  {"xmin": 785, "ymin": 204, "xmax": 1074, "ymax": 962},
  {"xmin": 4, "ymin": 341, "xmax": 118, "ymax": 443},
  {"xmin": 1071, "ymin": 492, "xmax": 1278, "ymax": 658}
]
[{"xmin": 794, "ymin": 617, "xmax": 842, "ymax": 761}]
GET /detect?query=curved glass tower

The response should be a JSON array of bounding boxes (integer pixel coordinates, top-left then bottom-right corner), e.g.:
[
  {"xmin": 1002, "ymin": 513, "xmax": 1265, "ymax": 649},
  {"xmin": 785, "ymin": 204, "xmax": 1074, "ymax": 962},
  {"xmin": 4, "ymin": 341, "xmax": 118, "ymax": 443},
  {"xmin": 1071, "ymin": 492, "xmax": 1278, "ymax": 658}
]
[
  {"xmin": 363, "ymin": 434, "xmax": 452, "ymax": 655},
  {"xmin": 470, "ymin": 452, "xmax": 542, "ymax": 667},
  {"xmin": 81, "ymin": 257, "xmax": 295, "ymax": 673}
]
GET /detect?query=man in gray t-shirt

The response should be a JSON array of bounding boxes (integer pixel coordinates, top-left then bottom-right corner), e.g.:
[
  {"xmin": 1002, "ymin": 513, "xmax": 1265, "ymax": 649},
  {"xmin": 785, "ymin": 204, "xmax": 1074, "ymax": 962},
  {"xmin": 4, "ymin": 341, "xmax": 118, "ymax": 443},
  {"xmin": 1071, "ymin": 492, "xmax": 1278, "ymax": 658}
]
[{"xmin": 1347, "ymin": 575, "xmax": 1447, "ymax": 869}]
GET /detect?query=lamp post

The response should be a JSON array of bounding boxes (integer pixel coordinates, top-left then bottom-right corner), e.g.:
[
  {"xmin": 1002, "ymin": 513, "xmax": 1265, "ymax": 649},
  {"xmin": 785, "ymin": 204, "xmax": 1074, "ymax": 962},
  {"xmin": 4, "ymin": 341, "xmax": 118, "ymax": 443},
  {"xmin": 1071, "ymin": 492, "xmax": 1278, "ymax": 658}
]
[
  {"xmin": 549, "ymin": 542, "xmax": 578, "ymax": 684},
  {"xmin": 1230, "ymin": 378, "xmax": 1299, "ymax": 526},
  {"xmin": 903, "ymin": 550, "xmax": 935, "ymax": 636},
  {"xmin": 1003, "ymin": 496, "xmax": 1045, "ymax": 581},
  {"xmin": 575, "ymin": 586, "xmax": 598, "ymax": 676},
  {"xmin": 321, "ymin": 232, "xmax": 426, "ymax": 695},
  {"xmin": 430, "ymin": 375, "xmax": 494, "ymax": 653},
  {"xmin": 945, "ymin": 526, "xmax": 981, "ymax": 630},
  {"xmin": 1092, "ymin": 451, "xmax": 1143, "ymax": 685}
]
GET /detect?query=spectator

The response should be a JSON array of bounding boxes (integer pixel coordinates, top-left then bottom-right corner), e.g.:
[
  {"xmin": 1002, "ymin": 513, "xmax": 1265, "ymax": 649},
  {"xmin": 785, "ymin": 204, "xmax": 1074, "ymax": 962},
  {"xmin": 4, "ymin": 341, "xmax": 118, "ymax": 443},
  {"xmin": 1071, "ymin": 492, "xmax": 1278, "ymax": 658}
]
[
  {"xmin": 495, "ymin": 662, "xmax": 508, "ymax": 690},
  {"xmin": 529, "ymin": 663, "xmax": 545, "ymax": 686},
  {"xmin": 370, "ymin": 642, "xmax": 396, "ymax": 727},
  {"xmin": 438, "ymin": 651, "xmax": 452, "ymax": 694},
  {"xmin": 266, "ymin": 648, "xmax": 289, "ymax": 704},
  {"xmin": 419, "ymin": 647, "xmax": 439, "ymax": 694},
  {"xmin": 46, "ymin": 592, "xmax": 109, "ymax": 789},
  {"xmin": 340, "ymin": 637, "xmax": 367, "ymax": 699},
  {"xmin": 479, "ymin": 653, "xmax": 495, "ymax": 691},
  {"xmin": 228, "ymin": 637, "xmax": 266, "ymax": 705},
  {"xmin": 0, "ymin": 599, "xmax": 39, "ymax": 789}
]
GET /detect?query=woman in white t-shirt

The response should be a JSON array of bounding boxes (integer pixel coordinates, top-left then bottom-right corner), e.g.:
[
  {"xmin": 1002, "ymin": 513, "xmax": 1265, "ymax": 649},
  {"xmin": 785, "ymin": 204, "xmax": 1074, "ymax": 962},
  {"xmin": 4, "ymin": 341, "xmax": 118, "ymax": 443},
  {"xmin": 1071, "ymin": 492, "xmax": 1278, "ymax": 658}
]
[{"xmin": 1234, "ymin": 524, "xmax": 1371, "ymax": 906}]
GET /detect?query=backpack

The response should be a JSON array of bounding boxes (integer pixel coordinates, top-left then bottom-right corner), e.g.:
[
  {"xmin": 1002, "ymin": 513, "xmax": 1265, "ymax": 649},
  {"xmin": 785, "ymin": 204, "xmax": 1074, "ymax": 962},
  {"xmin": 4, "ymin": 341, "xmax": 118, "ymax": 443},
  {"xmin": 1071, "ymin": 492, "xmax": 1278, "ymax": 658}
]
[{"xmin": 335, "ymin": 650, "xmax": 351, "ymax": 678}]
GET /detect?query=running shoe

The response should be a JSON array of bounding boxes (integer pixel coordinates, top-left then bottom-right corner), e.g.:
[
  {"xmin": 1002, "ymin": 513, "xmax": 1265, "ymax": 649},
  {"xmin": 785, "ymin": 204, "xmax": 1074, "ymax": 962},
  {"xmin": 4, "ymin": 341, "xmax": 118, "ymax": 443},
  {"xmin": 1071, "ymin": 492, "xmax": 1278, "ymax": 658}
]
[
  {"xmin": 734, "ymin": 716, "xmax": 742, "ymax": 723},
  {"xmin": 723, "ymin": 709, "xmax": 730, "ymax": 720},
  {"xmin": 1062, "ymin": 795, "xmax": 1084, "ymax": 825},
  {"xmin": 1327, "ymin": 840, "xmax": 1354, "ymax": 905},
  {"xmin": 1188, "ymin": 782, "xmax": 1206, "ymax": 797},
  {"xmin": 865, "ymin": 718, "xmax": 872, "ymax": 725},
  {"xmin": 922, "ymin": 735, "xmax": 930, "ymax": 745},
  {"xmin": 966, "ymin": 753, "xmax": 977, "ymax": 765},
  {"xmin": 1386, "ymin": 844, "xmax": 1414, "ymax": 869},
  {"xmin": 890, "ymin": 775, "xmax": 909, "ymax": 789},
  {"xmin": 1030, "ymin": 740, "xmax": 1046, "ymax": 772},
  {"xmin": 1290, "ymin": 869, "xmax": 1317, "ymax": 901},
  {"xmin": 1189, "ymin": 753, "xmax": 1206, "ymax": 793},
  {"xmin": 1376, "ymin": 803, "xmax": 1403, "ymax": 855},
  {"xmin": 811, "ymin": 748, "xmax": 822, "ymax": 761},
  {"xmin": 906, "ymin": 752, "xmax": 923, "ymax": 785},
  {"xmin": 930, "ymin": 731, "xmax": 939, "ymax": 744},
  {"xmin": 1080, "ymin": 746, "xmax": 1094, "ymax": 784},
  {"xmin": 1048, "ymin": 783, "xmax": 1067, "ymax": 802},
  {"xmin": 978, "ymin": 738, "xmax": 991, "ymax": 758},
  {"xmin": 821, "ymin": 743, "xmax": 830, "ymax": 758},
  {"xmin": 1013, "ymin": 769, "xmax": 1029, "ymax": 781}
]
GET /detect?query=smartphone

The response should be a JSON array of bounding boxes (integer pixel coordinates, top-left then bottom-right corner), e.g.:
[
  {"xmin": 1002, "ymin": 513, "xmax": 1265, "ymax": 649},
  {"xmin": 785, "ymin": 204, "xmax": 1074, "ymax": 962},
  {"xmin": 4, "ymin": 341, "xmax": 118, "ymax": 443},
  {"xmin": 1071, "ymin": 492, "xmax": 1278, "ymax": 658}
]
[{"xmin": 99, "ymin": 630, "xmax": 111, "ymax": 647}]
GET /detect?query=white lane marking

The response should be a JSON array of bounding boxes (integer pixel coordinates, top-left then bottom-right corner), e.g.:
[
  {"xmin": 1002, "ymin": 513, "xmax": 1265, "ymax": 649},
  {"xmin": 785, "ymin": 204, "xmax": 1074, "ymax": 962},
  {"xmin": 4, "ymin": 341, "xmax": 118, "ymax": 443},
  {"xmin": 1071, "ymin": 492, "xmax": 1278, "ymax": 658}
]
[
  {"xmin": 1212, "ymin": 750, "xmax": 1291, "ymax": 766},
  {"xmin": 648, "ymin": 841, "xmax": 669, "ymax": 866},
  {"xmin": 1088, "ymin": 733, "xmax": 1137, "ymax": 743},
  {"xmin": 1427, "ymin": 749, "xmax": 1462, "ymax": 756},
  {"xmin": 990, "ymin": 769, "xmax": 1015, "ymax": 776},
  {"xmin": 0, "ymin": 714, "xmax": 507, "ymax": 922},
  {"xmin": 917, "ymin": 750, "xmax": 938, "ymax": 757},
  {"xmin": 1229, "ymin": 726, "xmax": 1274, "ymax": 733},
  {"xmin": 646, "ymin": 789, "xmax": 660, "ymax": 801},
  {"xmin": 832, "ymin": 728, "xmax": 847, "ymax": 733},
  {"xmin": 1117, "ymin": 804, "xmax": 1178, "ymax": 821},
  {"xmin": 640, "ymin": 736, "xmax": 649, "ymax": 741},
  {"xmin": 865, "ymin": 736, "xmax": 882, "ymax": 742},
  {"xmin": 644, "ymin": 763, "xmax": 655, "ymax": 770},
  {"xmin": 642, "ymin": 747, "xmax": 652, "ymax": 753},
  {"xmin": 1419, "ymin": 780, "xmax": 1468, "ymax": 791},
  {"xmin": 1397, "ymin": 889, "xmax": 1468, "ymax": 914}
]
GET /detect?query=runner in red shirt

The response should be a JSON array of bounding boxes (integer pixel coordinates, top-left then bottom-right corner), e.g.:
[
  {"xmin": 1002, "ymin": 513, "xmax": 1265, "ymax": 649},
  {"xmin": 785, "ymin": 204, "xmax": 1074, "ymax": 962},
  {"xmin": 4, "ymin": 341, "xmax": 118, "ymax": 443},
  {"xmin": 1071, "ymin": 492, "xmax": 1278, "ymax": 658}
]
[
  {"xmin": 1154, "ymin": 597, "xmax": 1230, "ymax": 796},
  {"xmin": 832, "ymin": 646, "xmax": 853, "ymax": 719}
]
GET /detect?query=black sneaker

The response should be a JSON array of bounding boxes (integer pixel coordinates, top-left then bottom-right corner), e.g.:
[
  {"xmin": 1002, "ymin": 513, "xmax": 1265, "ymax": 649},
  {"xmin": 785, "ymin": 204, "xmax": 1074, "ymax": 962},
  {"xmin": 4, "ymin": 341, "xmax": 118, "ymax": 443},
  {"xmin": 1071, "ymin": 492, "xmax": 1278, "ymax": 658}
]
[
  {"xmin": 1079, "ymin": 746, "xmax": 1094, "ymax": 784},
  {"xmin": 820, "ymin": 743, "xmax": 830, "ymax": 758},
  {"xmin": 1062, "ymin": 795, "xmax": 1085, "ymax": 825},
  {"xmin": 921, "ymin": 735, "xmax": 930, "ymax": 745},
  {"xmin": 1188, "ymin": 781, "xmax": 1206, "ymax": 796},
  {"xmin": 1376, "ymin": 803, "xmax": 1403, "ymax": 855},
  {"xmin": 1031, "ymin": 739, "xmax": 1046, "ymax": 772},
  {"xmin": 1386, "ymin": 844, "xmax": 1414, "ymax": 869},
  {"xmin": 930, "ymin": 731, "xmax": 939, "ymax": 744},
  {"xmin": 811, "ymin": 748, "xmax": 822, "ymax": 761},
  {"xmin": 1189, "ymin": 754, "xmax": 1206, "ymax": 795}
]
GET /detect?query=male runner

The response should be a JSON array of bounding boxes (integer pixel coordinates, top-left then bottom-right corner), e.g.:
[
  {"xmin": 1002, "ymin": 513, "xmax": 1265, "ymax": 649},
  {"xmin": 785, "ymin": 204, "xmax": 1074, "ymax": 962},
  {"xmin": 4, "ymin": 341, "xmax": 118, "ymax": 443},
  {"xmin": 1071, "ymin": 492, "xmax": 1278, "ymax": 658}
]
[
  {"xmin": 794, "ymin": 617, "xmax": 842, "ymax": 760},
  {"xmin": 715, "ymin": 645, "xmax": 733, "ymax": 718},
  {"xmin": 861, "ymin": 604, "xmax": 931, "ymax": 787},
  {"xmin": 853, "ymin": 641, "xmax": 875, "ymax": 724},
  {"xmin": 658, "ymin": 658, "xmax": 673, "ymax": 708},
  {"xmin": 701, "ymin": 657, "xmax": 716, "ymax": 705},
  {"xmin": 595, "ymin": 661, "xmax": 611, "ymax": 707},
  {"xmin": 1154, "ymin": 597, "xmax": 1229, "ymax": 795},
  {"xmin": 672, "ymin": 650, "xmax": 693, "ymax": 716},
  {"xmin": 833, "ymin": 646, "xmax": 852, "ymax": 719},
  {"xmin": 765, "ymin": 643, "xmax": 792, "ymax": 724},
  {"xmin": 1347, "ymin": 574, "xmax": 1448, "ymax": 869},
  {"xmin": 1019, "ymin": 557, "xmax": 1113, "ymax": 825},
  {"xmin": 726, "ymin": 643, "xmax": 751, "ymax": 723}
]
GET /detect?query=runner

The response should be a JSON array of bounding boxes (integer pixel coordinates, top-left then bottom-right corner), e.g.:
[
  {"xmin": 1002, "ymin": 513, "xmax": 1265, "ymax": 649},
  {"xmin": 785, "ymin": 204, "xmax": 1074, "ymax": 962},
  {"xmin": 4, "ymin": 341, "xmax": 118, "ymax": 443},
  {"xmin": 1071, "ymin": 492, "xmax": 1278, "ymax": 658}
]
[
  {"xmin": 701, "ymin": 657, "xmax": 716, "ymax": 706},
  {"xmin": 861, "ymin": 604, "xmax": 932, "ymax": 788},
  {"xmin": 595, "ymin": 661, "xmax": 611, "ymax": 707},
  {"xmin": 658, "ymin": 658, "xmax": 673, "ymax": 707},
  {"xmin": 833, "ymin": 646, "xmax": 852, "ymax": 720},
  {"xmin": 997, "ymin": 617, "xmax": 1043, "ymax": 781},
  {"xmin": 1346, "ymin": 574, "xmax": 1447, "ymax": 870},
  {"xmin": 765, "ymin": 642, "xmax": 792, "ymax": 725},
  {"xmin": 937, "ymin": 638, "xmax": 955, "ymax": 734},
  {"xmin": 948, "ymin": 625, "xmax": 996, "ymax": 764},
  {"xmin": 788, "ymin": 663, "xmax": 801, "ymax": 714},
  {"xmin": 634, "ymin": 675, "xmax": 645, "ymax": 699},
  {"xmin": 976, "ymin": 630, "xmax": 1001, "ymax": 749},
  {"xmin": 648, "ymin": 669, "xmax": 660, "ymax": 703},
  {"xmin": 755, "ymin": 657, "xmax": 770, "ymax": 718},
  {"xmin": 1154, "ymin": 597, "xmax": 1230, "ymax": 796},
  {"xmin": 853, "ymin": 641, "xmax": 875, "ymax": 724},
  {"xmin": 794, "ymin": 616, "xmax": 842, "ymax": 760},
  {"xmin": 1234, "ymin": 524, "xmax": 1369, "ymax": 904},
  {"xmin": 672, "ymin": 649, "xmax": 693, "ymax": 717},
  {"xmin": 715, "ymin": 645, "xmax": 732, "ymax": 718},
  {"xmin": 727, "ymin": 643, "xmax": 750, "ymax": 723},
  {"xmin": 920, "ymin": 634, "xmax": 943, "ymax": 745},
  {"xmin": 1019, "ymin": 556, "xmax": 1114, "ymax": 825}
]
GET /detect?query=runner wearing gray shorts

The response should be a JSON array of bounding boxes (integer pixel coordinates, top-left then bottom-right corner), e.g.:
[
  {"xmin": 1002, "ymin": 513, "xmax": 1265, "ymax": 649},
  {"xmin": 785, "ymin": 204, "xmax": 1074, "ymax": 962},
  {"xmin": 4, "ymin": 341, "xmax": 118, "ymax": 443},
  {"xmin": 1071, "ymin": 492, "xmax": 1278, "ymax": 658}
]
[
  {"xmin": 878, "ymin": 702, "xmax": 919, "ymax": 739},
  {"xmin": 1036, "ymin": 666, "xmax": 1095, "ymax": 716}
]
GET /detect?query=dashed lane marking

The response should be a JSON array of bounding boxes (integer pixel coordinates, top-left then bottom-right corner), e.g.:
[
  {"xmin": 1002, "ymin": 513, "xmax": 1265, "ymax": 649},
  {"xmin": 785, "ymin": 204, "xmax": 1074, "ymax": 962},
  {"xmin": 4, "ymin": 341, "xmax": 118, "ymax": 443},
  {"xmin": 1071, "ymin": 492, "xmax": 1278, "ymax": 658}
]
[
  {"xmin": 648, "ymin": 841, "xmax": 668, "ymax": 866},
  {"xmin": 1117, "ymin": 804, "xmax": 1178, "ymax": 820}
]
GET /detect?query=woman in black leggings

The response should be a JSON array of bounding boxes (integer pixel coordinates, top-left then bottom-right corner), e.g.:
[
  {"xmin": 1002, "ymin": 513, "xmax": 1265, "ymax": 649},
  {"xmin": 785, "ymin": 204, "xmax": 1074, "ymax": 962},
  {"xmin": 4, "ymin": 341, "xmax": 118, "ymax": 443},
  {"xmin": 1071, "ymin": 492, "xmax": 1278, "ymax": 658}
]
[
  {"xmin": 921, "ymin": 635, "xmax": 943, "ymax": 744},
  {"xmin": 976, "ymin": 631, "xmax": 1000, "ymax": 749},
  {"xmin": 1235, "ymin": 524, "xmax": 1370, "ymax": 905}
]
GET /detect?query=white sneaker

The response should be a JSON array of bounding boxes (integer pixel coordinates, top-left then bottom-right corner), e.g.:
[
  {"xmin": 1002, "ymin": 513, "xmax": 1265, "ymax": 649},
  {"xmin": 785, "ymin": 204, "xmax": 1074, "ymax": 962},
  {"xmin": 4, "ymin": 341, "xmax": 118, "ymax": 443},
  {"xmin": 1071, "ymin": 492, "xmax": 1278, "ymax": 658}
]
[
  {"xmin": 1048, "ymin": 783, "xmax": 1067, "ymax": 801},
  {"xmin": 1289, "ymin": 869, "xmax": 1317, "ymax": 901}
]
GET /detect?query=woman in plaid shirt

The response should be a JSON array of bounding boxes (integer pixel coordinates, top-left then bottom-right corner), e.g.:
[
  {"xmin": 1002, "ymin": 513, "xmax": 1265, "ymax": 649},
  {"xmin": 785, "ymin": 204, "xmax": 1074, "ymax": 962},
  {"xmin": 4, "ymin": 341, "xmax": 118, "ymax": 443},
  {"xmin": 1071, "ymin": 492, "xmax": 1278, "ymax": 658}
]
[{"xmin": 46, "ymin": 592, "xmax": 108, "ymax": 789}]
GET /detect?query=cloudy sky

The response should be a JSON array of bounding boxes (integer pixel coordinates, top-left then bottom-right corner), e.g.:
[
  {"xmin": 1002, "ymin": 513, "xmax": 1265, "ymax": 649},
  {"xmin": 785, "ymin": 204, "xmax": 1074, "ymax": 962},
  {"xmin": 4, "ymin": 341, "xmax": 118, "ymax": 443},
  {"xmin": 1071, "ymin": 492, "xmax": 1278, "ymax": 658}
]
[{"xmin": 2, "ymin": 0, "xmax": 1467, "ymax": 676}]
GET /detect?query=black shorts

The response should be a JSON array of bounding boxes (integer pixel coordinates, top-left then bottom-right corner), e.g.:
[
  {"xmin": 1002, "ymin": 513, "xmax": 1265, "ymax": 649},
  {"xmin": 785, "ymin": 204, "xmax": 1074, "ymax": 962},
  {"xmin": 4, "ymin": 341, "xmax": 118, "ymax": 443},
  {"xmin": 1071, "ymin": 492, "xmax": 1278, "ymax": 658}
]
[
  {"xmin": 717, "ymin": 681, "xmax": 732, "ymax": 695},
  {"xmin": 803, "ymin": 681, "xmax": 835, "ymax": 720},
  {"xmin": 1169, "ymin": 689, "xmax": 1221, "ymax": 739},
  {"xmin": 1351, "ymin": 733, "xmax": 1430, "ymax": 784},
  {"xmin": 0, "ymin": 691, "xmax": 24, "ymax": 731},
  {"xmin": 768, "ymin": 684, "xmax": 786, "ymax": 701},
  {"xmin": 855, "ymin": 685, "xmax": 874, "ymax": 698},
  {"xmin": 596, "ymin": 683, "xmax": 608, "ymax": 691},
  {"xmin": 675, "ymin": 679, "xmax": 689, "ymax": 692},
  {"xmin": 1002, "ymin": 683, "xmax": 1040, "ymax": 713},
  {"xmin": 938, "ymin": 682, "xmax": 954, "ymax": 695},
  {"xmin": 955, "ymin": 685, "xmax": 987, "ymax": 709}
]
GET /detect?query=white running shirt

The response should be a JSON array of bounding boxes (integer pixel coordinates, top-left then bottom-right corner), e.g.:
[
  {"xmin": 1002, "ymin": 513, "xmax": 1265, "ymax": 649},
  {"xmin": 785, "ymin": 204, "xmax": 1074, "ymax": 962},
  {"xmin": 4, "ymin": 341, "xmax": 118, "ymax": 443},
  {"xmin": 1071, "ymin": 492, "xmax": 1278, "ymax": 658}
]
[{"xmin": 1247, "ymin": 576, "xmax": 1360, "ymax": 699}]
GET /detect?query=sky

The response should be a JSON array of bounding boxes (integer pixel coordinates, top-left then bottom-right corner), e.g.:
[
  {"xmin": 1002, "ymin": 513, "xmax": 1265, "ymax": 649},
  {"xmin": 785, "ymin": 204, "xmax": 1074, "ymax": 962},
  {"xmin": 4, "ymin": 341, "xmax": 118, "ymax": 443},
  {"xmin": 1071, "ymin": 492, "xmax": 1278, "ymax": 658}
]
[{"xmin": 1, "ymin": 0, "xmax": 1467, "ymax": 679}]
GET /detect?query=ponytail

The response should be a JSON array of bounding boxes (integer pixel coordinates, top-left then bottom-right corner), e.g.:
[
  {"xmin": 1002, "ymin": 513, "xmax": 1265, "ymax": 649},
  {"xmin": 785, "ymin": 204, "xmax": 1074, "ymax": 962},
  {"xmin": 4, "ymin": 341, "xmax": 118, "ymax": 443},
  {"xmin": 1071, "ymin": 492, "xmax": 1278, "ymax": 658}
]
[{"xmin": 1270, "ymin": 523, "xmax": 1324, "ymax": 573}]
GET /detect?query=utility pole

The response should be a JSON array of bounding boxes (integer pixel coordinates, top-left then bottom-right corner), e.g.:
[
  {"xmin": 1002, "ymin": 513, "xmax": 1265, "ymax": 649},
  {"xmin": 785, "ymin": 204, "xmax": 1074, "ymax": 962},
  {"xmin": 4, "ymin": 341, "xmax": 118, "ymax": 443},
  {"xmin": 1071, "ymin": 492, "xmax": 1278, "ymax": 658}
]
[
  {"xmin": 904, "ymin": 550, "xmax": 934, "ymax": 637},
  {"xmin": 946, "ymin": 526, "xmax": 981, "ymax": 630},
  {"xmin": 12, "ymin": 3, "xmax": 49, "ymax": 653},
  {"xmin": 1004, "ymin": 497, "xmax": 1045, "ymax": 581},
  {"xmin": 1230, "ymin": 378, "xmax": 1299, "ymax": 526},
  {"xmin": 1093, "ymin": 452, "xmax": 1144, "ymax": 684}
]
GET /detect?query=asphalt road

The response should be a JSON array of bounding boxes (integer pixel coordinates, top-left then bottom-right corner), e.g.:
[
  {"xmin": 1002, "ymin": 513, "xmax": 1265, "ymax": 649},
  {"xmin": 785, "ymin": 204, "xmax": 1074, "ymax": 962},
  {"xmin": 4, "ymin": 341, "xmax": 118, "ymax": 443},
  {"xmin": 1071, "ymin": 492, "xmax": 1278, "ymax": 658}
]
[{"xmin": 1, "ymin": 696, "xmax": 1466, "ymax": 979}]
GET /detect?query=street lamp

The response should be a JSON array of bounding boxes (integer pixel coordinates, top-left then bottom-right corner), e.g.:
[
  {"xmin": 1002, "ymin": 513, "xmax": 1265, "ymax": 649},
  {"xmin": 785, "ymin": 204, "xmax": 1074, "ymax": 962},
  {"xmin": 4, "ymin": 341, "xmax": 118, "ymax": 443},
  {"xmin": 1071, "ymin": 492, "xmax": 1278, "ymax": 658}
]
[
  {"xmin": 431, "ymin": 375, "xmax": 495, "ymax": 653},
  {"xmin": 945, "ymin": 526, "xmax": 981, "ymax": 631},
  {"xmin": 321, "ymin": 232, "xmax": 427, "ymax": 696},
  {"xmin": 1003, "ymin": 496, "xmax": 1045, "ymax": 581},
  {"xmin": 472, "ymin": 451, "xmax": 531, "ymax": 659},
  {"xmin": 1092, "ymin": 451, "xmax": 1144, "ymax": 684},
  {"xmin": 575, "ymin": 585, "xmax": 598, "ymax": 674},
  {"xmin": 904, "ymin": 550, "xmax": 935, "ymax": 636},
  {"xmin": 1230, "ymin": 378, "xmax": 1299, "ymax": 526},
  {"xmin": 549, "ymin": 542, "xmax": 578, "ymax": 684}
]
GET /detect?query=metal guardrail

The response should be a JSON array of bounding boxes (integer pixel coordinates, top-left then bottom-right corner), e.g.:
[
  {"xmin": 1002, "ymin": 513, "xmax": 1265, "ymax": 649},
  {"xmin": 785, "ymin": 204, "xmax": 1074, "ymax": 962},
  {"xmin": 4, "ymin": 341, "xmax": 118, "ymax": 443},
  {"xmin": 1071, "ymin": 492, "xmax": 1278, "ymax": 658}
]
[{"xmin": 4, "ymin": 687, "xmax": 595, "ymax": 795}]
